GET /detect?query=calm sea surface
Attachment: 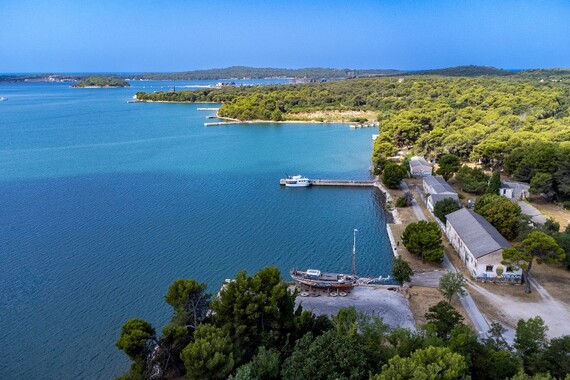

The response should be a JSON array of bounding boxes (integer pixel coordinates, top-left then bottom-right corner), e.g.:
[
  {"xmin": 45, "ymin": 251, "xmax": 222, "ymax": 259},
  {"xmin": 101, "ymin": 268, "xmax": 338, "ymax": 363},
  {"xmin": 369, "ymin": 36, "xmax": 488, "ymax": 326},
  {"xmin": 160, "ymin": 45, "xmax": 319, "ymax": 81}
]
[{"xmin": 0, "ymin": 80, "xmax": 392, "ymax": 379}]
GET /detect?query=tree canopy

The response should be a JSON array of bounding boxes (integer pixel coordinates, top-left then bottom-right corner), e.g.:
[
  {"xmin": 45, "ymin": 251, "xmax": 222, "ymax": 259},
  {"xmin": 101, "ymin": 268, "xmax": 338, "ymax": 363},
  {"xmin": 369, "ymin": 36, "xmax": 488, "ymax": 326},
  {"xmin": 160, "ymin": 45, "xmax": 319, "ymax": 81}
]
[
  {"xmin": 436, "ymin": 154, "xmax": 461, "ymax": 181},
  {"xmin": 502, "ymin": 230, "xmax": 566, "ymax": 293},
  {"xmin": 474, "ymin": 194, "xmax": 522, "ymax": 240},
  {"xmin": 72, "ymin": 76, "xmax": 130, "ymax": 87},
  {"xmin": 392, "ymin": 256, "xmax": 414, "ymax": 286},
  {"xmin": 401, "ymin": 220, "xmax": 444, "ymax": 262},
  {"xmin": 438, "ymin": 272, "xmax": 467, "ymax": 303},
  {"xmin": 433, "ymin": 198, "xmax": 461, "ymax": 224},
  {"xmin": 115, "ymin": 267, "xmax": 570, "ymax": 380}
]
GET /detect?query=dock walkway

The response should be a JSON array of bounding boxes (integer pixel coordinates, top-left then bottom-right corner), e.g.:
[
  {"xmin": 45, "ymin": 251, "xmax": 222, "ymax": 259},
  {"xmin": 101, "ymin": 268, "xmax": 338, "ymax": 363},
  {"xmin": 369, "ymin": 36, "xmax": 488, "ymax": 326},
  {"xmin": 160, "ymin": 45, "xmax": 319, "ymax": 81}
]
[{"xmin": 279, "ymin": 179, "xmax": 375, "ymax": 187}]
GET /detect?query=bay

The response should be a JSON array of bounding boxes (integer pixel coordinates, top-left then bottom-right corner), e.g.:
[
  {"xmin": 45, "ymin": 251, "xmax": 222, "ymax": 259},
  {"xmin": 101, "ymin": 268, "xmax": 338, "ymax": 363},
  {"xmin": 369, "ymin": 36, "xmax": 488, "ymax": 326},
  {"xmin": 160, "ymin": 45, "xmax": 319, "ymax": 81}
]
[{"xmin": 0, "ymin": 80, "xmax": 392, "ymax": 379}]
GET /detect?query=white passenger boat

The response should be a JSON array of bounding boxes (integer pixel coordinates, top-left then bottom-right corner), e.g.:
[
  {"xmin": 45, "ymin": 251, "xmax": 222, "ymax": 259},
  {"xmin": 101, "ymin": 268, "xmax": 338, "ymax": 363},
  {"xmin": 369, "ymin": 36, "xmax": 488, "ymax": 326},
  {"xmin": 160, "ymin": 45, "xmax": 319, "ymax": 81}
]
[{"xmin": 284, "ymin": 175, "xmax": 311, "ymax": 187}]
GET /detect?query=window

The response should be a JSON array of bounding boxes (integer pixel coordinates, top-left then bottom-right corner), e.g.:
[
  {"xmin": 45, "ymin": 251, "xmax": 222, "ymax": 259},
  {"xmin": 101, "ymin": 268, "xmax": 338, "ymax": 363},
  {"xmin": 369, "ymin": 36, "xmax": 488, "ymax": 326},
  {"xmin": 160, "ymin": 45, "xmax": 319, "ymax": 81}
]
[
  {"xmin": 506, "ymin": 266, "xmax": 513, "ymax": 272},
  {"xmin": 486, "ymin": 265, "xmax": 494, "ymax": 272}
]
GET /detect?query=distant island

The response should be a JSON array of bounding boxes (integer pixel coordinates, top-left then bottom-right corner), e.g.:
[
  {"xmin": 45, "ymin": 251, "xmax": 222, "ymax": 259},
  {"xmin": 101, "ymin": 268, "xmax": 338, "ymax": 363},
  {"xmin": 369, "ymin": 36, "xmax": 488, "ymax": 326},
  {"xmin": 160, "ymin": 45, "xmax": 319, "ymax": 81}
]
[{"xmin": 71, "ymin": 76, "xmax": 130, "ymax": 88}]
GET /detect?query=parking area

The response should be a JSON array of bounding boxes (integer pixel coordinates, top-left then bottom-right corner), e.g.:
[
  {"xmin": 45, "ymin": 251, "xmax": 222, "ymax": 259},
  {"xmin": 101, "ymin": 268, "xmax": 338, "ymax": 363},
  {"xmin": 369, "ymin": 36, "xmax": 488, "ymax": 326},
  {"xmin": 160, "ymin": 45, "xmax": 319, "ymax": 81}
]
[{"xmin": 294, "ymin": 285, "xmax": 416, "ymax": 330}]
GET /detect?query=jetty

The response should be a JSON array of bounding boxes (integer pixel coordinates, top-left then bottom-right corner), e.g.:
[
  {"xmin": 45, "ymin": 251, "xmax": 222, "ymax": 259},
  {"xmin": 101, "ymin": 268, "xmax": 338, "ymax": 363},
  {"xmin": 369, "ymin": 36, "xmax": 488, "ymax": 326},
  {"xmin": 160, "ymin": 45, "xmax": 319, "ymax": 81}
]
[
  {"xmin": 279, "ymin": 178, "xmax": 375, "ymax": 187},
  {"xmin": 205, "ymin": 121, "xmax": 241, "ymax": 126},
  {"xmin": 197, "ymin": 107, "xmax": 220, "ymax": 111}
]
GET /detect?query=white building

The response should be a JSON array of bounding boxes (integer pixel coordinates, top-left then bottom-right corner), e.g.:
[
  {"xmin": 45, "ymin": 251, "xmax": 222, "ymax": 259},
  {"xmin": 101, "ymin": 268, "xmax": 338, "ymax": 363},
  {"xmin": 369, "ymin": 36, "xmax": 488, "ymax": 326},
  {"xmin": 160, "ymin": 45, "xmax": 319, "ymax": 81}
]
[
  {"xmin": 499, "ymin": 180, "xmax": 530, "ymax": 200},
  {"xmin": 409, "ymin": 156, "xmax": 433, "ymax": 177},
  {"xmin": 422, "ymin": 176, "xmax": 459, "ymax": 211},
  {"xmin": 445, "ymin": 208, "xmax": 522, "ymax": 283}
]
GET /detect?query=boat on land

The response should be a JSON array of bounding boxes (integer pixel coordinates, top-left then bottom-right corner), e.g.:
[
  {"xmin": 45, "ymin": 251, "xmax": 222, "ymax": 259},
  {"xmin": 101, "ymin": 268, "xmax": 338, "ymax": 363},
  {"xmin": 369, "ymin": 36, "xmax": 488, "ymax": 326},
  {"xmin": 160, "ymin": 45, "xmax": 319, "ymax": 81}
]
[
  {"xmin": 284, "ymin": 175, "xmax": 310, "ymax": 187},
  {"xmin": 290, "ymin": 269, "xmax": 358, "ymax": 289},
  {"xmin": 291, "ymin": 229, "xmax": 359, "ymax": 290}
]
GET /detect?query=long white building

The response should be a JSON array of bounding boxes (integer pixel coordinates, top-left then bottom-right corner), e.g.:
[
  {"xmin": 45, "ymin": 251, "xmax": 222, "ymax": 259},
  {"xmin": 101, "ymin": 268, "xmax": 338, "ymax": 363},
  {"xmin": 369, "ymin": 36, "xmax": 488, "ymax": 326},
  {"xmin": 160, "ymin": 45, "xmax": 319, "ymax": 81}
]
[{"xmin": 445, "ymin": 208, "xmax": 522, "ymax": 283}]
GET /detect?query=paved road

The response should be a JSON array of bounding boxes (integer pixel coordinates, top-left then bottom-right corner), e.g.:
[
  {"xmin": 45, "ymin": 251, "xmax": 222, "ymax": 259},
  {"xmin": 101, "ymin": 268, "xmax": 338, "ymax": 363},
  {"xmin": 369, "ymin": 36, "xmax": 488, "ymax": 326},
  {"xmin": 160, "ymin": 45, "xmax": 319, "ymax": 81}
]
[{"xmin": 401, "ymin": 180, "xmax": 494, "ymax": 338}]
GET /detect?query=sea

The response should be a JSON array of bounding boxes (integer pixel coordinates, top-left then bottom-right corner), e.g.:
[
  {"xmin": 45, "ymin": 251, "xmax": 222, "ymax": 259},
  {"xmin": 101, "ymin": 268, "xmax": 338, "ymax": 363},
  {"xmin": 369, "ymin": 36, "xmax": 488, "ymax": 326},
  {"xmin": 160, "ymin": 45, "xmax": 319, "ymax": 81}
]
[{"xmin": 0, "ymin": 79, "xmax": 393, "ymax": 379}]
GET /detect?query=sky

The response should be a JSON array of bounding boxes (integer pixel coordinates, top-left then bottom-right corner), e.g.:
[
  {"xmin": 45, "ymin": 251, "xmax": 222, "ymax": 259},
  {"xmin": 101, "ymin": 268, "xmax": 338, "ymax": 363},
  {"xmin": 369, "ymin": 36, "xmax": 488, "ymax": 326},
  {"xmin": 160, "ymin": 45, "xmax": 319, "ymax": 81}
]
[{"xmin": 1, "ymin": 0, "xmax": 569, "ymax": 72}]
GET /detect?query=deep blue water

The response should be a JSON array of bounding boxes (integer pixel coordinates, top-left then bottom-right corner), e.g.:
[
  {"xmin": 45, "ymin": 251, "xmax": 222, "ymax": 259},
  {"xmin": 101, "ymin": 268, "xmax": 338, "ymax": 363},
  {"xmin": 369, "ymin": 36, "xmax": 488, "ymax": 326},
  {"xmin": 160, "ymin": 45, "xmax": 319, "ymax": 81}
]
[{"xmin": 0, "ymin": 80, "xmax": 392, "ymax": 379}]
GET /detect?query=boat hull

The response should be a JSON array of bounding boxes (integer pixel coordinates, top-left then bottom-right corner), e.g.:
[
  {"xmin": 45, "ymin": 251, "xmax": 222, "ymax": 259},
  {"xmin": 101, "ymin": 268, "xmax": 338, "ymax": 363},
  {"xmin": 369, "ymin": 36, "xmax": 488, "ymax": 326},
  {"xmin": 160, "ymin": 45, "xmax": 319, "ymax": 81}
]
[
  {"xmin": 290, "ymin": 269, "xmax": 357, "ymax": 289},
  {"xmin": 285, "ymin": 181, "xmax": 311, "ymax": 187},
  {"xmin": 283, "ymin": 175, "xmax": 311, "ymax": 187}
]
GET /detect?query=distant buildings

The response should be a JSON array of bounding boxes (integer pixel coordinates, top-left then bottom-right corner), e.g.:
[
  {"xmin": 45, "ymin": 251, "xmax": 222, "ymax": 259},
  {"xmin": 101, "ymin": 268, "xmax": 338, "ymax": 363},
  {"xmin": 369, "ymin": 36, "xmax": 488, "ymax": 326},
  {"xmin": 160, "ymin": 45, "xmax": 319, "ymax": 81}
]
[
  {"xmin": 293, "ymin": 77, "xmax": 319, "ymax": 84},
  {"xmin": 409, "ymin": 156, "xmax": 433, "ymax": 177},
  {"xmin": 422, "ymin": 176, "xmax": 459, "ymax": 211},
  {"xmin": 446, "ymin": 208, "xmax": 522, "ymax": 283},
  {"xmin": 499, "ymin": 180, "xmax": 530, "ymax": 200}
]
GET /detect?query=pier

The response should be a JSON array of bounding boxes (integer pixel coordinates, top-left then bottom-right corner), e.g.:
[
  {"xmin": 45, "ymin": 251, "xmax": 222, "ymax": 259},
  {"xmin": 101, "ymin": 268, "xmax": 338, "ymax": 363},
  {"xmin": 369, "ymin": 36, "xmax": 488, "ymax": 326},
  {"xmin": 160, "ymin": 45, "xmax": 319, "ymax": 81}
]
[
  {"xmin": 279, "ymin": 178, "xmax": 375, "ymax": 187},
  {"xmin": 204, "ymin": 121, "xmax": 241, "ymax": 126},
  {"xmin": 197, "ymin": 107, "xmax": 220, "ymax": 111}
]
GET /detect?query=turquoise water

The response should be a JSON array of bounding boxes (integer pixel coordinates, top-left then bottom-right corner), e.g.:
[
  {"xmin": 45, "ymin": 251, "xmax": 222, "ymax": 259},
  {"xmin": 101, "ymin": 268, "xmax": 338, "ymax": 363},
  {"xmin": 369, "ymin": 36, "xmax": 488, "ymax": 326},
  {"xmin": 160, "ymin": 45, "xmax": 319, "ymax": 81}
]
[{"xmin": 0, "ymin": 80, "xmax": 392, "ymax": 379}]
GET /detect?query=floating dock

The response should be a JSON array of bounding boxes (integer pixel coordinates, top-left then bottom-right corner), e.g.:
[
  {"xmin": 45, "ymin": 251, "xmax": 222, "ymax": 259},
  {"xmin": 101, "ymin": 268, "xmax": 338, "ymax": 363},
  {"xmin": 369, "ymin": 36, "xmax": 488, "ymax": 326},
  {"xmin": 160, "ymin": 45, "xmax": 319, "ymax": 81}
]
[
  {"xmin": 197, "ymin": 107, "xmax": 220, "ymax": 111},
  {"xmin": 279, "ymin": 179, "xmax": 375, "ymax": 187}
]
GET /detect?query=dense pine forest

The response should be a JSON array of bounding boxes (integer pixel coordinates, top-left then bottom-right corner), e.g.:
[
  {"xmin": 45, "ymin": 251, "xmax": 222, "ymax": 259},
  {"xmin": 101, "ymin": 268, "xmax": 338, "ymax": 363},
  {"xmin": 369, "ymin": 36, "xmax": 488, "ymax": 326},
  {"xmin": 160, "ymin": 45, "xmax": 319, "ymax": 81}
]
[{"xmin": 72, "ymin": 76, "xmax": 130, "ymax": 87}]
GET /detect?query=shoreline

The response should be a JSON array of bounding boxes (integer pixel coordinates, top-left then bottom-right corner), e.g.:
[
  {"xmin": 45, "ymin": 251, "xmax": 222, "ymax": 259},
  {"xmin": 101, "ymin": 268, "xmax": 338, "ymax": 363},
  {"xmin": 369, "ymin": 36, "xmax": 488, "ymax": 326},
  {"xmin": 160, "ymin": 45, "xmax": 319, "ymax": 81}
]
[
  {"xmin": 71, "ymin": 85, "xmax": 129, "ymax": 89},
  {"xmin": 136, "ymin": 101, "xmax": 378, "ymax": 125}
]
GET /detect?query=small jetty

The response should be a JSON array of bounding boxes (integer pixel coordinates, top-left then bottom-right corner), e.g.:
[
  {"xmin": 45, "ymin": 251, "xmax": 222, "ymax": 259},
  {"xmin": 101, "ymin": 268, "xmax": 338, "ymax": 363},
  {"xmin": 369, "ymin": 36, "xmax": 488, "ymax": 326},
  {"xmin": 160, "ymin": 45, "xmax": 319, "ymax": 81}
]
[
  {"xmin": 279, "ymin": 178, "xmax": 375, "ymax": 187},
  {"xmin": 205, "ymin": 121, "xmax": 241, "ymax": 126},
  {"xmin": 197, "ymin": 107, "xmax": 220, "ymax": 111}
]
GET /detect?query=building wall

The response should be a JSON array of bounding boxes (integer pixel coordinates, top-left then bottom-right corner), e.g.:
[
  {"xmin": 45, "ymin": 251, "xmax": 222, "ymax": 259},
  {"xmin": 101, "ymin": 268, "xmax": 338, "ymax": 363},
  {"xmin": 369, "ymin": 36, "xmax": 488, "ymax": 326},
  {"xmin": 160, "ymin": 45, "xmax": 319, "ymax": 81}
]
[
  {"xmin": 446, "ymin": 223, "xmax": 477, "ymax": 277},
  {"xmin": 445, "ymin": 222, "xmax": 522, "ymax": 282},
  {"xmin": 499, "ymin": 188, "xmax": 514, "ymax": 199},
  {"xmin": 410, "ymin": 165, "xmax": 432, "ymax": 177},
  {"xmin": 477, "ymin": 252, "xmax": 522, "ymax": 283}
]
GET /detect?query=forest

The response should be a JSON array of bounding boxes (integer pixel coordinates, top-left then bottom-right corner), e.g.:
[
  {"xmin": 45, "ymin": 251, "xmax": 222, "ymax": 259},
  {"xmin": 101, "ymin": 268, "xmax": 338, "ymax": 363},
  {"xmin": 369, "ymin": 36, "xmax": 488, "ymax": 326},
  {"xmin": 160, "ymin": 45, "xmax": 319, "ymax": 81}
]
[
  {"xmin": 116, "ymin": 267, "xmax": 570, "ymax": 380},
  {"xmin": 72, "ymin": 76, "xmax": 130, "ymax": 87}
]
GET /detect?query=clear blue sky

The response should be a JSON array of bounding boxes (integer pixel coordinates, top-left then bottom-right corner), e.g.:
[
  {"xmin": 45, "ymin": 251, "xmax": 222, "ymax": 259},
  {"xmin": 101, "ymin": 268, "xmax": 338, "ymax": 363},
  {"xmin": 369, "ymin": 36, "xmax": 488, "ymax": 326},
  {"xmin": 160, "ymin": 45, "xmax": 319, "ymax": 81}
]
[{"xmin": 1, "ymin": 0, "xmax": 569, "ymax": 72}]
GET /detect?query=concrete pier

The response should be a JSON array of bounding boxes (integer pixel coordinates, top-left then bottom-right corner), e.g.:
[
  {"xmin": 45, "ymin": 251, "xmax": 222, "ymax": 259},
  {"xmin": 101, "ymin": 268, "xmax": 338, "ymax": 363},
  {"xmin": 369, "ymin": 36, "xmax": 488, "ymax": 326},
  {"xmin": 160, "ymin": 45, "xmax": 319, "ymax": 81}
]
[{"xmin": 279, "ymin": 179, "xmax": 375, "ymax": 187}]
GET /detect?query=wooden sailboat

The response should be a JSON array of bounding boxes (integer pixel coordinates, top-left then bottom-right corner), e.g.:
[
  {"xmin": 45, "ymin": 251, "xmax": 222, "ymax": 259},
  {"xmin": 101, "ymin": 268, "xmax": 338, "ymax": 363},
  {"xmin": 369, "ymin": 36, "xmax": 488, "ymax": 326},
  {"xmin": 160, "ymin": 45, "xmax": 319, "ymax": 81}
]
[{"xmin": 290, "ymin": 229, "xmax": 359, "ymax": 290}]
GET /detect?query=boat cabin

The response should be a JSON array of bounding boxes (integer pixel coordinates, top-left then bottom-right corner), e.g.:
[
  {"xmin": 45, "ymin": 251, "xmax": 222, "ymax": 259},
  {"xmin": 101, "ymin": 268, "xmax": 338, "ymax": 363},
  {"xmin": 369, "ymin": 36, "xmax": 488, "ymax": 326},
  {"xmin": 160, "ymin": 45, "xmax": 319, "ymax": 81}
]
[{"xmin": 306, "ymin": 269, "xmax": 321, "ymax": 277}]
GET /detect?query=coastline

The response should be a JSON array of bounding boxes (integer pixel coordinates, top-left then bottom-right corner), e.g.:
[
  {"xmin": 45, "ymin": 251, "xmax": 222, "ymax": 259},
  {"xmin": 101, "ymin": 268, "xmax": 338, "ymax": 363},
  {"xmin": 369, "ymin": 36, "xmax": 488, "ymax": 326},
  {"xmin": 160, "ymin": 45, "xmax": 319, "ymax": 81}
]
[
  {"xmin": 71, "ymin": 85, "xmax": 129, "ymax": 89},
  {"xmin": 137, "ymin": 100, "xmax": 378, "ymax": 125}
]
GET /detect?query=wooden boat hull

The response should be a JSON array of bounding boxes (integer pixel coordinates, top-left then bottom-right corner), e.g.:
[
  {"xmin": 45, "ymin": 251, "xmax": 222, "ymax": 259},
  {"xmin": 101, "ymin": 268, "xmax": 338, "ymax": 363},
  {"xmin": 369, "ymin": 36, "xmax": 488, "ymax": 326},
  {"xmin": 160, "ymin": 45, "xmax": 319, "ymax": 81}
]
[{"xmin": 290, "ymin": 270, "xmax": 357, "ymax": 289}]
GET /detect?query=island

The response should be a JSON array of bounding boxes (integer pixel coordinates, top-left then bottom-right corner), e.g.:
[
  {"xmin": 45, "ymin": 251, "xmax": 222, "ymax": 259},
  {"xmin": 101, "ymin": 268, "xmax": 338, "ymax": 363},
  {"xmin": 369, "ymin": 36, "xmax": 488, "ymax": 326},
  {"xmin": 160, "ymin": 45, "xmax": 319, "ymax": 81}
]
[{"xmin": 71, "ymin": 76, "xmax": 130, "ymax": 88}]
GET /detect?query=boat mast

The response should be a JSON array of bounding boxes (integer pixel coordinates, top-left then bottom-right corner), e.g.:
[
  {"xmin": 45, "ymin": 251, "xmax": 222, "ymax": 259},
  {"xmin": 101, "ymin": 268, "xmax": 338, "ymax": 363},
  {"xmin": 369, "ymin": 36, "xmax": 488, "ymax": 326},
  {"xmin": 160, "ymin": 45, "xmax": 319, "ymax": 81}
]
[{"xmin": 352, "ymin": 228, "xmax": 357, "ymax": 276}]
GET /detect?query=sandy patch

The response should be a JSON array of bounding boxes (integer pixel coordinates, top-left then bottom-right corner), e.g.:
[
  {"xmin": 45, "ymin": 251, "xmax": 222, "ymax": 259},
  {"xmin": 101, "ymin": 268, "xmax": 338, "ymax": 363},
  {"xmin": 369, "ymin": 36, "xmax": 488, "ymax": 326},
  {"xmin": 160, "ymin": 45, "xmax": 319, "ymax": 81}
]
[
  {"xmin": 467, "ymin": 278, "xmax": 570, "ymax": 338},
  {"xmin": 286, "ymin": 110, "xmax": 379, "ymax": 122}
]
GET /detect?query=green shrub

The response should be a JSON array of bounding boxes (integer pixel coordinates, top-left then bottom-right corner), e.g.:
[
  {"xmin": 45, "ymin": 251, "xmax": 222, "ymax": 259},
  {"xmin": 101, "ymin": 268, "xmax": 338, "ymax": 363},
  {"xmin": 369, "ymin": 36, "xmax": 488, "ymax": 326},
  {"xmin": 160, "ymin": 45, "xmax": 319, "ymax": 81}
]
[
  {"xmin": 396, "ymin": 196, "xmax": 409, "ymax": 207},
  {"xmin": 563, "ymin": 201, "xmax": 570, "ymax": 210},
  {"xmin": 349, "ymin": 117, "xmax": 368, "ymax": 123}
]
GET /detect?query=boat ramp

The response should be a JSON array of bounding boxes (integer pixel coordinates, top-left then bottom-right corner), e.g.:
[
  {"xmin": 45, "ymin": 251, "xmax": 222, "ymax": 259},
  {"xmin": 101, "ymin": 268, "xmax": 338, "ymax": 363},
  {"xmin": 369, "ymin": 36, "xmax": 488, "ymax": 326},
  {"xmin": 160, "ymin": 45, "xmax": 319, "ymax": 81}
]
[{"xmin": 279, "ymin": 178, "xmax": 375, "ymax": 187}]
